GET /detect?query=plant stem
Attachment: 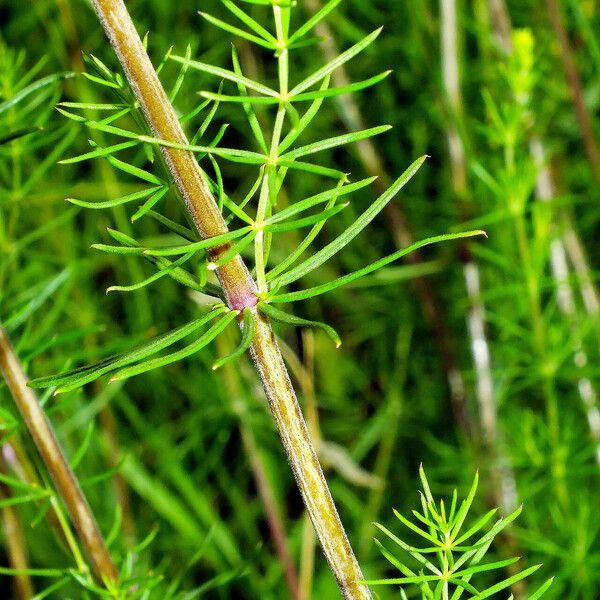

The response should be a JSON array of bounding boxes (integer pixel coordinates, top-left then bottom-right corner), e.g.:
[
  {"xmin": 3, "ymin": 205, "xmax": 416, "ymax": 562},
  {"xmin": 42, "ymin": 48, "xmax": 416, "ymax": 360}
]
[
  {"xmin": 90, "ymin": 1, "xmax": 370, "ymax": 597},
  {"xmin": 217, "ymin": 334, "xmax": 300, "ymax": 600},
  {"xmin": 0, "ymin": 325, "xmax": 117, "ymax": 583},
  {"xmin": 0, "ymin": 453, "xmax": 34, "ymax": 600}
]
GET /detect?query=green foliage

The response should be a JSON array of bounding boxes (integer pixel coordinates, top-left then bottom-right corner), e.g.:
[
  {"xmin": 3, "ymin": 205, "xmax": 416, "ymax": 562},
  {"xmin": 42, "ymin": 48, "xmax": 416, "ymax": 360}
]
[
  {"xmin": 1, "ymin": 0, "xmax": 599, "ymax": 598},
  {"xmin": 368, "ymin": 467, "xmax": 552, "ymax": 599}
]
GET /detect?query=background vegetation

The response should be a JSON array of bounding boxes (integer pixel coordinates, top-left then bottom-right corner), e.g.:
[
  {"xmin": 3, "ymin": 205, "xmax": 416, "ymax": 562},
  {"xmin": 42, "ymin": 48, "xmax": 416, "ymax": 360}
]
[{"xmin": 1, "ymin": 0, "xmax": 599, "ymax": 598}]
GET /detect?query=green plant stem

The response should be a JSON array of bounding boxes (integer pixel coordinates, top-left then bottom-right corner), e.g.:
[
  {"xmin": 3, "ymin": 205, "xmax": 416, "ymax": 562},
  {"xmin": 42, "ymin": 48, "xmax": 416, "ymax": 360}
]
[
  {"xmin": 90, "ymin": 1, "xmax": 370, "ymax": 597},
  {"xmin": 0, "ymin": 325, "xmax": 117, "ymax": 583}
]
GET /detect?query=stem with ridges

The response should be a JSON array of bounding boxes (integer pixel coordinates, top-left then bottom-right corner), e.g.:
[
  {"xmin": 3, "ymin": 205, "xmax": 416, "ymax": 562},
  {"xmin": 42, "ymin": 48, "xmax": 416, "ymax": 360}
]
[{"xmin": 90, "ymin": 1, "xmax": 370, "ymax": 597}]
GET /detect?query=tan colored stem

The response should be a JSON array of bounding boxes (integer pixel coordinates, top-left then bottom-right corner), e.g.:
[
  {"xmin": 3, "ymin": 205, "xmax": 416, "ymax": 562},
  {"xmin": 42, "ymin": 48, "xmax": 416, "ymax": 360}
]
[
  {"xmin": 250, "ymin": 313, "xmax": 369, "ymax": 599},
  {"xmin": 91, "ymin": 1, "xmax": 369, "ymax": 597},
  {"xmin": 0, "ymin": 454, "xmax": 34, "ymax": 599},
  {"xmin": 0, "ymin": 326, "xmax": 117, "ymax": 583}
]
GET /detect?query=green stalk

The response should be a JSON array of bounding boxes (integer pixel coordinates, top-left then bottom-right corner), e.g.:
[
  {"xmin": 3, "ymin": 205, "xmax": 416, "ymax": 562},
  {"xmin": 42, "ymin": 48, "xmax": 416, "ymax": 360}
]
[
  {"xmin": 90, "ymin": 1, "xmax": 370, "ymax": 597},
  {"xmin": 0, "ymin": 325, "xmax": 117, "ymax": 583}
]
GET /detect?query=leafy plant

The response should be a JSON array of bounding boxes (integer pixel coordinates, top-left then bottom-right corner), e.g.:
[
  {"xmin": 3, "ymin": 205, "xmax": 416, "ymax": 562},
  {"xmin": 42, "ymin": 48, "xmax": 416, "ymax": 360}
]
[
  {"xmin": 21, "ymin": 1, "xmax": 480, "ymax": 597},
  {"xmin": 367, "ymin": 467, "xmax": 553, "ymax": 599}
]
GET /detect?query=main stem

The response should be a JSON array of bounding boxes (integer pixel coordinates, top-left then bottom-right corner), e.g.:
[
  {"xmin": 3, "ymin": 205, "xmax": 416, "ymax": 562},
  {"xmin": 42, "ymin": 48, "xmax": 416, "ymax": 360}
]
[
  {"xmin": 91, "ymin": 1, "xmax": 370, "ymax": 597},
  {"xmin": 0, "ymin": 325, "xmax": 117, "ymax": 583}
]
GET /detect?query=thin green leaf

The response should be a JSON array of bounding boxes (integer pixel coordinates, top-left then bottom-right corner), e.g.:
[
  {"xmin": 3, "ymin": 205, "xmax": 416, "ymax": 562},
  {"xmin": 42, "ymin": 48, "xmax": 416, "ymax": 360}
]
[
  {"xmin": 131, "ymin": 186, "xmax": 170, "ymax": 221},
  {"xmin": 58, "ymin": 140, "xmax": 139, "ymax": 164},
  {"xmin": 279, "ymin": 76, "xmax": 330, "ymax": 153},
  {"xmin": 67, "ymin": 186, "xmax": 163, "ymax": 209},
  {"xmin": 289, "ymin": 0, "xmax": 343, "ymax": 43},
  {"xmin": 221, "ymin": 0, "xmax": 278, "ymax": 44},
  {"xmin": 528, "ymin": 578, "xmax": 554, "ymax": 600},
  {"xmin": 278, "ymin": 159, "xmax": 345, "ymax": 179},
  {"xmin": 269, "ymin": 231, "xmax": 485, "ymax": 303},
  {"xmin": 212, "ymin": 308, "xmax": 255, "ymax": 370},
  {"xmin": 273, "ymin": 155, "xmax": 427, "ymax": 287},
  {"xmin": 170, "ymin": 55, "xmax": 278, "ymax": 97},
  {"xmin": 292, "ymin": 71, "xmax": 391, "ymax": 101},
  {"xmin": 265, "ymin": 177, "xmax": 375, "ymax": 225},
  {"xmin": 28, "ymin": 307, "xmax": 228, "ymax": 392},
  {"xmin": 264, "ymin": 202, "xmax": 347, "ymax": 232},
  {"xmin": 208, "ymin": 231, "xmax": 257, "ymax": 268},
  {"xmin": 259, "ymin": 302, "xmax": 341, "ymax": 347},
  {"xmin": 170, "ymin": 44, "xmax": 191, "ymax": 101},
  {"xmin": 280, "ymin": 125, "xmax": 391, "ymax": 161},
  {"xmin": 450, "ymin": 472, "xmax": 480, "ymax": 540},
  {"xmin": 475, "ymin": 565, "xmax": 541, "ymax": 599},
  {"xmin": 289, "ymin": 28, "xmax": 382, "ymax": 95},
  {"xmin": 110, "ymin": 311, "xmax": 239, "ymax": 381},
  {"xmin": 144, "ymin": 226, "xmax": 252, "ymax": 257},
  {"xmin": 231, "ymin": 46, "xmax": 268, "ymax": 154},
  {"xmin": 107, "ymin": 252, "xmax": 196, "ymax": 293},
  {"xmin": 200, "ymin": 12, "xmax": 276, "ymax": 49},
  {"xmin": 454, "ymin": 557, "xmax": 520, "ymax": 577}
]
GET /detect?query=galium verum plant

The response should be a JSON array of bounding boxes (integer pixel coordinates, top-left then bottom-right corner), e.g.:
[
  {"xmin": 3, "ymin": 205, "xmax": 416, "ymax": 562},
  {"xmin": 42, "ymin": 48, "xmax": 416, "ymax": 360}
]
[{"xmin": 29, "ymin": 0, "xmax": 482, "ymax": 597}]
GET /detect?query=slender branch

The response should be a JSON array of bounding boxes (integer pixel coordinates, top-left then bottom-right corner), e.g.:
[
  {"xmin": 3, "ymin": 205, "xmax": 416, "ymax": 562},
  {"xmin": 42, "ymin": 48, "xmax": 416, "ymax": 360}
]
[
  {"xmin": 90, "ymin": 1, "xmax": 370, "ymax": 597},
  {"xmin": 0, "ymin": 325, "xmax": 117, "ymax": 583}
]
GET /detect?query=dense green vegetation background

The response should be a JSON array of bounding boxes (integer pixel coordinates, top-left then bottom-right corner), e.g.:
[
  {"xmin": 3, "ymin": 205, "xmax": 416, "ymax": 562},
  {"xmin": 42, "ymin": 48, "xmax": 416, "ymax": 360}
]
[{"xmin": 1, "ymin": 0, "xmax": 599, "ymax": 598}]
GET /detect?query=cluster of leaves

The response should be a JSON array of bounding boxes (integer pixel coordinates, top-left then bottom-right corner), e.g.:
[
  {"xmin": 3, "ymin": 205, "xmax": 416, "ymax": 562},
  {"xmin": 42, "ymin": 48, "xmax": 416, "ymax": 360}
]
[
  {"xmin": 369, "ymin": 467, "xmax": 553, "ymax": 599},
  {"xmin": 29, "ymin": 0, "xmax": 480, "ymax": 393}
]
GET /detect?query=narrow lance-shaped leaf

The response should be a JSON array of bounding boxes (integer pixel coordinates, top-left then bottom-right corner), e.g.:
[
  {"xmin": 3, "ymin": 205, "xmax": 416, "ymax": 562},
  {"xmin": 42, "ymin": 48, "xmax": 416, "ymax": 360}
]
[
  {"xmin": 170, "ymin": 55, "xmax": 279, "ymax": 97},
  {"xmin": 269, "ymin": 231, "xmax": 485, "ymax": 303},
  {"xmin": 212, "ymin": 308, "xmax": 255, "ymax": 370},
  {"xmin": 199, "ymin": 11, "xmax": 276, "ymax": 49},
  {"xmin": 221, "ymin": 0, "xmax": 278, "ymax": 45},
  {"xmin": 273, "ymin": 155, "xmax": 427, "ymax": 288},
  {"xmin": 58, "ymin": 139, "xmax": 139, "ymax": 164},
  {"xmin": 67, "ymin": 185, "xmax": 163, "ymax": 209},
  {"xmin": 288, "ymin": 0, "xmax": 343, "ymax": 43},
  {"xmin": 208, "ymin": 230, "xmax": 257, "ymax": 269},
  {"xmin": 292, "ymin": 71, "xmax": 391, "ymax": 102},
  {"xmin": 106, "ymin": 251, "xmax": 196, "ymax": 293},
  {"xmin": 265, "ymin": 177, "xmax": 376, "ymax": 225},
  {"xmin": 131, "ymin": 186, "xmax": 170, "ymax": 221},
  {"xmin": 144, "ymin": 226, "xmax": 252, "ymax": 257},
  {"xmin": 258, "ymin": 302, "xmax": 341, "ymax": 347},
  {"xmin": 28, "ymin": 305, "xmax": 228, "ymax": 392},
  {"xmin": 279, "ymin": 75, "xmax": 330, "ymax": 153},
  {"xmin": 289, "ymin": 27, "xmax": 383, "ymax": 95},
  {"xmin": 170, "ymin": 43, "xmax": 191, "ymax": 101},
  {"xmin": 231, "ymin": 45, "xmax": 268, "ymax": 154},
  {"xmin": 474, "ymin": 564, "xmax": 542, "ymax": 599},
  {"xmin": 264, "ymin": 202, "xmax": 348, "ymax": 233},
  {"xmin": 279, "ymin": 125, "xmax": 391, "ymax": 161},
  {"xmin": 110, "ymin": 310, "xmax": 239, "ymax": 382},
  {"xmin": 267, "ymin": 177, "xmax": 346, "ymax": 281}
]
